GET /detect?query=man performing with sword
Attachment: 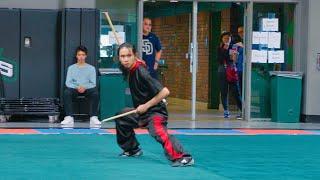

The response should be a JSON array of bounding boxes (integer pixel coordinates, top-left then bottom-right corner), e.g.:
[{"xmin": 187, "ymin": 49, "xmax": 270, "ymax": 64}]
[
  {"xmin": 105, "ymin": 43, "xmax": 194, "ymax": 167},
  {"xmin": 101, "ymin": 12, "xmax": 193, "ymax": 167}
]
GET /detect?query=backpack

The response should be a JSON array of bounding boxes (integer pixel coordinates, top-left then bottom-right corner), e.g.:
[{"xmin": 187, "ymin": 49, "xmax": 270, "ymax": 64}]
[{"xmin": 226, "ymin": 64, "xmax": 239, "ymax": 83}]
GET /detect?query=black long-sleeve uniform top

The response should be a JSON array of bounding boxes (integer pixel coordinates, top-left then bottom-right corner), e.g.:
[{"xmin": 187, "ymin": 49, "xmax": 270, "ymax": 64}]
[{"xmin": 129, "ymin": 60, "xmax": 168, "ymax": 117}]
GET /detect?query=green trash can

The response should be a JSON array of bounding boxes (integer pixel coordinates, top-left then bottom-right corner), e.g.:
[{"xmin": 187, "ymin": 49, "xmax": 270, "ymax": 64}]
[
  {"xmin": 251, "ymin": 70, "xmax": 271, "ymax": 118},
  {"xmin": 269, "ymin": 71, "xmax": 303, "ymax": 123},
  {"xmin": 99, "ymin": 69, "xmax": 129, "ymax": 119}
]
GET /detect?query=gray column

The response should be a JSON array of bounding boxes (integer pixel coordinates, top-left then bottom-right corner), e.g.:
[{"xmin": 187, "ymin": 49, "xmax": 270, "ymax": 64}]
[{"xmin": 191, "ymin": 0, "xmax": 198, "ymax": 121}]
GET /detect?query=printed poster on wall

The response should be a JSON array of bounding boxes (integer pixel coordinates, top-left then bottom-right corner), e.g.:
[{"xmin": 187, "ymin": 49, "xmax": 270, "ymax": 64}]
[
  {"xmin": 268, "ymin": 50, "xmax": 284, "ymax": 63},
  {"xmin": 262, "ymin": 18, "xmax": 279, "ymax": 31},
  {"xmin": 252, "ymin": 50, "xmax": 268, "ymax": 63}
]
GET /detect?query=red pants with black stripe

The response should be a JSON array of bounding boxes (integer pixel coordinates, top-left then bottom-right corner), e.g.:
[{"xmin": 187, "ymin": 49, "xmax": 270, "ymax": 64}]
[{"xmin": 115, "ymin": 109, "xmax": 188, "ymax": 161}]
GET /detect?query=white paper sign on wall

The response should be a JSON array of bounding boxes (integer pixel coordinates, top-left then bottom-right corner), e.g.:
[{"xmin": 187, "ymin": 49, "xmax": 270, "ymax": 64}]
[
  {"xmin": 268, "ymin": 50, "xmax": 284, "ymax": 63},
  {"xmin": 262, "ymin": 18, "xmax": 279, "ymax": 31}
]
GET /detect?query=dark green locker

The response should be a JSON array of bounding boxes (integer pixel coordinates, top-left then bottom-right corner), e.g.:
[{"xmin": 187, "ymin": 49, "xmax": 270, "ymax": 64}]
[
  {"xmin": 0, "ymin": 9, "xmax": 20, "ymax": 98},
  {"xmin": 20, "ymin": 9, "xmax": 59, "ymax": 98}
]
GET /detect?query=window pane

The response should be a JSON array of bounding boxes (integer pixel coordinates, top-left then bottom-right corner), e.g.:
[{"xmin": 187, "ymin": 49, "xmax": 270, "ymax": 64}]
[
  {"xmin": 250, "ymin": 3, "xmax": 295, "ymax": 119},
  {"xmin": 97, "ymin": 0, "xmax": 137, "ymax": 69}
]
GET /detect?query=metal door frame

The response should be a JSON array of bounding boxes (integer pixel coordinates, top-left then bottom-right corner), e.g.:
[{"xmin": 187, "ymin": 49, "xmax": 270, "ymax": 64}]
[{"xmin": 138, "ymin": 0, "xmax": 302, "ymax": 121}]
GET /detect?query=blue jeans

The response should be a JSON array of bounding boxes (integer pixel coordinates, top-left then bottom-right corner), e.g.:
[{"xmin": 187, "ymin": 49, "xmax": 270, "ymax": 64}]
[
  {"xmin": 148, "ymin": 68, "xmax": 158, "ymax": 80},
  {"xmin": 218, "ymin": 71, "xmax": 242, "ymax": 111},
  {"xmin": 238, "ymin": 71, "xmax": 243, "ymax": 95}
]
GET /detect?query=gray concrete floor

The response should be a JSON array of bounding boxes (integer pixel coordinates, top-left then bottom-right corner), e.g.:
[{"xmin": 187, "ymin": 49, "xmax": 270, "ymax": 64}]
[
  {"xmin": 1, "ymin": 119, "xmax": 320, "ymax": 129},
  {"xmin": 1, "ymin": 107, "xmax": 319, "ymax": 129}
]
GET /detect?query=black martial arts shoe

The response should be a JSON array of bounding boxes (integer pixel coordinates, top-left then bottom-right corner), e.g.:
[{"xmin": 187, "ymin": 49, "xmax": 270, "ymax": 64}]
[
  {"xmin": 119, "ymin": 148, "xmax": 143, "ymax": 157},
  {"xmin": 171, "ymin": 155, "xmax": 195, "ymax": 167}
]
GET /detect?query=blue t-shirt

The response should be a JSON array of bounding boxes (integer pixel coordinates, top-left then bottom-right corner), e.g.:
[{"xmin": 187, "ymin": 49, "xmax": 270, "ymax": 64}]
[
  {"xmin": 142, "ymin": 32, "xmax": 162, "ymax": 77},
  {"xmin": 236, "ymin": 46, "xmax": 244, "ymax": 72},
  {"xmin": 230, "ymin": 43, "xmax": 244, "ymax": 72}
]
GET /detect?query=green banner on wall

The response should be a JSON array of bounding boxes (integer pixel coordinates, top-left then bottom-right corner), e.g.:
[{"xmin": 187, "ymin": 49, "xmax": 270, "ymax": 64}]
[{"xmin": 0, "ymin": 48, "xmax": 19, "ymax": 83}]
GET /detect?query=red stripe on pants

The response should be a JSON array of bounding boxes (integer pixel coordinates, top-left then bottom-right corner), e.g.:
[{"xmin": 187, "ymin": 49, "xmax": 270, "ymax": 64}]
[{"xmin": 153, "ymin": 115, "xmax": 183, "ymax": 160}]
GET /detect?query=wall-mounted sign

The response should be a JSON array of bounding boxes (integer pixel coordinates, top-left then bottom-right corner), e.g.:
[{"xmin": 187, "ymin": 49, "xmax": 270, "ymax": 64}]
[{"xmin": 0, "ymin": 49, "xmax": 18, "ymax": 82}]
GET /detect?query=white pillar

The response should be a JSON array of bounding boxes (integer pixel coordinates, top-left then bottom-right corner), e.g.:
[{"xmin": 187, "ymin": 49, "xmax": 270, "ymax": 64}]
[
  {"xmin": 244, "ymin": 1, "xmax": 253, "ymax": 121},
  {"xmin": 137, "ymin": 0, "xmax": 144, "ymax": 58},
  {"xmin": 191, "ymin": 0, "xmax": 198, "ymax": 121}
]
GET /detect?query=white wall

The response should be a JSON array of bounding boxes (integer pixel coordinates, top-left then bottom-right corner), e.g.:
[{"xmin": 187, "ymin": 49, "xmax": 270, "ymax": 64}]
[
  {"xmin": 0, "ymin": 0, "xmax": 62, "ymax": 9},
  {"xmin": 64, "ymin": 0, "xmax": 95, "ymax": 8},
  {"xmin": 302, "ymin": 0, "xmax": 320, "ymax": 115},
  {"xmin": 0, "ymin": 0, "xmax": 96, "ymax": 9}
]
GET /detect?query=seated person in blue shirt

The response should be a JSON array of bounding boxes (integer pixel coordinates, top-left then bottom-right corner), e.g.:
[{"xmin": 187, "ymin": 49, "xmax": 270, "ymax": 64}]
[{"xmin": 61, "ymin": 45, "xmax": 101, "ymax": 125}]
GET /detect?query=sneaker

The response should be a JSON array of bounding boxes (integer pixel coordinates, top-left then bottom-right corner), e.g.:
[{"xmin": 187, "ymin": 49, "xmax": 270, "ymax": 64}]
[
  {"xmin": 119, "ymin": 148, "xmax": 143, "ymax": 157},
  {"xmin": 61, "ymin": 116, "xmax": 74, "ymax": 125},
  {"xmin": 236, "ymin": 112, "xmax": 243, "ymax": 120},
  {"xmin": 0, "ymin": 115, "xmax": 7, "ymax": 123},
  {"xmin": 90, "ymin": 116, "xmax": 101, "ymax": 125},
  {"xmin": 224, "ymin": 111, "xmax": 230, "ymax": 118},
  {"xmin": 171, "ymin": 155, "xmax": 195, "ymax": 167}
]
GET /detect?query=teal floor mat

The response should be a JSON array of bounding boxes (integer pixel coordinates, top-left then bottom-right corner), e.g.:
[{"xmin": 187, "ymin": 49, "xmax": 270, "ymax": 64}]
[{"xmin": 0, "ymin": 135, "xmax": 319, "ymax": 180}]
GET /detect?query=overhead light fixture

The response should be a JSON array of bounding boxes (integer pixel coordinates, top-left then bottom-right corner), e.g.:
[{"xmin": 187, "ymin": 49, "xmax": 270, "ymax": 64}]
[{"xmin": 170, "ymin": 0, "xmax": 179, "ymax": 2}]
